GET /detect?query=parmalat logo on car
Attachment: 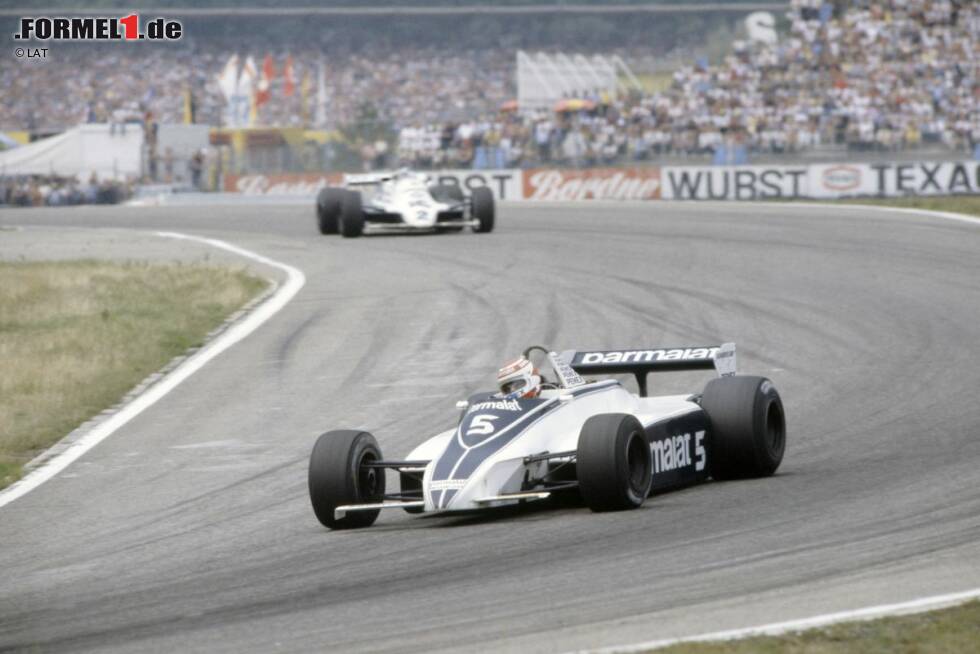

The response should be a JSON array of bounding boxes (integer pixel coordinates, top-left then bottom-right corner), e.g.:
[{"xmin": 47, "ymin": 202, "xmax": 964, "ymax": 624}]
[
  {"xmin": 467, "ymin": 399, "xmax": 521, "ymax": 412},
  {"xmin": 652, "ymin": 431, "xmax": 706, "ymax": 474},
  {"xmin": 580, "ymin": 347, "xmax": 718, "ymax": 364}
]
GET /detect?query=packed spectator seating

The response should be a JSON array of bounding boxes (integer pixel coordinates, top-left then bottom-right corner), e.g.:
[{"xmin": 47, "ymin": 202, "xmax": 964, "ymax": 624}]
[
  {"xmin": 396, "ymin": 0, "xmax": 979, "ymax": 168},
  {"xmin": 0, "ymin": 46, "xmax": 514, "ymax": 134},
  {"xmin": 1, "ymin": 0, "xmax": 976, "ymax": 172}
]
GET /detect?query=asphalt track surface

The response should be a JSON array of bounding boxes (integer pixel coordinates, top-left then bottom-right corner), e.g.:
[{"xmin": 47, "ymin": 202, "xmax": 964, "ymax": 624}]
[{"xmin": 1, "ymin": 201, "xmax": 979, "ymax": 653}]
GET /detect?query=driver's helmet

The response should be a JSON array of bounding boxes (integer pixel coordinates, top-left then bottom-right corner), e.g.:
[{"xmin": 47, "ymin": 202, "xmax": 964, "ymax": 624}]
[{"xmin": 496, "ymin": 356, "xmax": 541, "ymax": 399}]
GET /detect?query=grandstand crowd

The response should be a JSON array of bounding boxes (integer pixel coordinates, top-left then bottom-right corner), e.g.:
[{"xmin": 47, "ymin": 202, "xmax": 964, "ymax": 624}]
[
  {"xmin": 1, "ymin": 0, "xmax": 977, "ymax": 172},
  {"xmin": 395, "ymin": 0, "xmax": 979, "ymax": 168}
]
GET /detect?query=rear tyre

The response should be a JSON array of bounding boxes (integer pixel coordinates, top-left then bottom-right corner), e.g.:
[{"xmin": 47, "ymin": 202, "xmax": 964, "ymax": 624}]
[
  {"xmin": 316, "ymin": 187, "xmax": 344, "ymax": 234},
  {"xmin": 577, "ymin": 414, "xmax": 652, "ymax": 512},
  {"xmin": 471, "ymin": 187, "xmax": 495, "ymax": 233},
  {"xmin": 700, "ymin": 375, "xmax": 785, "ymax": 480},
  {"xmin": 339, "ymin": 190, "xmax": 365, "ymax": 238},
  {"xmin": 308, "ymin": 429, "xmax": 385, "ymax": 529}
]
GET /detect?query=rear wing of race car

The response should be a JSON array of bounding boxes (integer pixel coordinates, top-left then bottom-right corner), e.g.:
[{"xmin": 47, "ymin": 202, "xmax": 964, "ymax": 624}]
[
  {"xmin": 344, "ymin": 172, "xmax": 393, "ymax": 186},
  {"xmin": 560, "ymin": 343, "xmax": 736, "ymax": 396}
]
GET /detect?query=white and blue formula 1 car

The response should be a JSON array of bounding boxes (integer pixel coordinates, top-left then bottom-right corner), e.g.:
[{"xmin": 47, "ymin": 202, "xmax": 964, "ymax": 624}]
[
  {"xmin": 314, "ymin": 169, "xmax": 494, "ymax": 237},
  {"xmin": 308, "ymin": 344, "xmax": 786, "ymax": 529}
]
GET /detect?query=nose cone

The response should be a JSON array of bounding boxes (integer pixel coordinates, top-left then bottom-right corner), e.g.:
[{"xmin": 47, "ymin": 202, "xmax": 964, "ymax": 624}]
[
  {"xmin": 404, "ymin": 206, "xmax": 438, "ymax": 227},
  {"xmin": 427, "ymin": 475, "xmax": 476, "ymax": 510},
  {"xmin": 428, "ymin": 487, "xmax": 461, "ymax": 510},
  {"xmin": 426, "ymin": 396, "xmax": 548, "ymax": 511}
]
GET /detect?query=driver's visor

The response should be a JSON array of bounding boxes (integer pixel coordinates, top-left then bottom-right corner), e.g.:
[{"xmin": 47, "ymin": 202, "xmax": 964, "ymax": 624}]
[{"xmin": 500, "ymin": 379, "xmax": 526, "ymax": 395}]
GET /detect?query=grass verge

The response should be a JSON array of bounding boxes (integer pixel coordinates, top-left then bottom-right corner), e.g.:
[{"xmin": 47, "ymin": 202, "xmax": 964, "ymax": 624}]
[
  {"xmin": 0, "ymin": 260, "xmax": 268, "ymax": 489},
  {"xmin": 652, "ymin": 600, "xmax": 980, "ymax": 654},
  {"xmin": 826, "ymin": 195, "xmax": 980, "ymax": 218}
]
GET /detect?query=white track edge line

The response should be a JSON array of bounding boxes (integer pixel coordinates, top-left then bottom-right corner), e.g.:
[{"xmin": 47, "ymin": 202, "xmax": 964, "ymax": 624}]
[
  {"xmin": 509, "ymin": 199, "xmax": 980, "ymax": 228},
  {"xmin": 0, "ymin": 231, "xmax": 306, "ymax": 509},
  {"xmin": 578, "ymin": 587, "xmax": 980, "ymax": 654},
  {"xmin": 760, "ymin": 200, "xmax": 980, "ymax": 226}
]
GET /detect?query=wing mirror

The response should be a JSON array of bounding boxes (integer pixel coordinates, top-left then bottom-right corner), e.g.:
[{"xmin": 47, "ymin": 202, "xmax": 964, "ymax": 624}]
[
  {"xmin": 455, "ymin": 400, "xmax": 469, "ymax": 409},
  {"xmin": 559, "ymin": 394, "xmax": 574, "ymax": 403}
]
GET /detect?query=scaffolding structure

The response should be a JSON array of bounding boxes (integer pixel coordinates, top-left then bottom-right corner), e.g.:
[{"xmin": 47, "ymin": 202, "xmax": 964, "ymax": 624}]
[{"xmin": 516, "ymin": 51, "xmax": 643, "ymax": 113}]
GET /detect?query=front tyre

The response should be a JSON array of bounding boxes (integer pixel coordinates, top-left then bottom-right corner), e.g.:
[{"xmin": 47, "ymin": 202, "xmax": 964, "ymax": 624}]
[
  {"xmin": 308, "ymin": 429, "xmax": 385, "ymax": 529},
  {"xmin": 700, "ymin": 375, "xmax": 785, "ymax": 479},
  {"xmin": 577, "ymin": 414, "xmax": 652, "ymax": 512},
  {"xmin": 339, "ymin": 190, "xmax": 365, "ymax": 238},
  {"xmin": 471, "ymin": 187, "xmax": 495, "ymax": 233}
]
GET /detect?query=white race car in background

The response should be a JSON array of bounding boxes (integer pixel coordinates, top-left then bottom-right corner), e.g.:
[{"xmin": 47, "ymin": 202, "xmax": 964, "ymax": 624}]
[
  {"xmin": 315, "ymin": 169, "xmax": 495, "ymax": 237},
  {"xmin": 308, "ymin": 343, "xmax": 787, "ymax": 529}
]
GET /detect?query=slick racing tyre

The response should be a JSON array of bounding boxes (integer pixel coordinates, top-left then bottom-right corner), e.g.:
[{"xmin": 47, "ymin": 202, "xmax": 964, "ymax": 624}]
[
  {"xmin": 308, "ymin": 430, "xmax": 385, "ymax": 529},
  {"xmin": 339, "ymin": 190, "xmax": 365, "ymax": 238},
  {"xmin": 700, "ymin": 375, "xmax": 785, "ymax": 479},
  {"xmin": 316, "ymin": 187, "xmax": 344, "ymax": 235},
  {"xmin": 471, "ymin": 186, "xmax": 495, "ymax": 233},
  {"xmin": 577, "ymin": 414, "xmax": 652, "ymax": 512}
]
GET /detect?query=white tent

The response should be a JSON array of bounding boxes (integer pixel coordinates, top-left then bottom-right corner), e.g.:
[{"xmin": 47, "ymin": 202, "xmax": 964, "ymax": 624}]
[{"xmin": 0, "ymin": 124, "xmax": 143, "ymax": 180}]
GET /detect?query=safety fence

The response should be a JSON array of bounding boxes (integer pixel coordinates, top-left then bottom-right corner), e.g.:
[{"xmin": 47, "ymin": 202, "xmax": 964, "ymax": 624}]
[{"xmin": 223, "ymin": 160, "xmax": 980, "ymax": 202}]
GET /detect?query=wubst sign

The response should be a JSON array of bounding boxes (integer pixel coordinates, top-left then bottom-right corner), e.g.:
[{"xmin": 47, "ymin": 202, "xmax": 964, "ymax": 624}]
[{"xmin": 224, "ymin": 160, "xmax": 980, "ymax": 201}]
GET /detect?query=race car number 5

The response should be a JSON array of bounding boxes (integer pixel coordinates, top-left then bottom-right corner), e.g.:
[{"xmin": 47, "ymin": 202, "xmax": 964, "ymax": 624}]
[{"xmin": 467, "ymin": 414, "xmax": 498, "ymax": 436}]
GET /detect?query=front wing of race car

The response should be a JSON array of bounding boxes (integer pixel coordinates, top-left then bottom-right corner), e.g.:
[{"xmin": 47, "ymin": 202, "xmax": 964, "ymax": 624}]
[
  {"xmin": 364, "ymin": 209, "xmax": 480, "ymax": 234},
  {"xmin": 361, "ymin": 201, "xmax": 479, "ymax": 232},
  {"xmin": 331, "ymin": 455, "xmax": 564, "ymax": 521}
]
